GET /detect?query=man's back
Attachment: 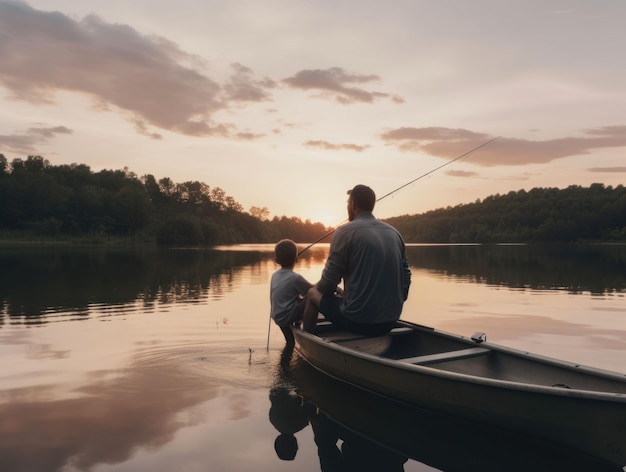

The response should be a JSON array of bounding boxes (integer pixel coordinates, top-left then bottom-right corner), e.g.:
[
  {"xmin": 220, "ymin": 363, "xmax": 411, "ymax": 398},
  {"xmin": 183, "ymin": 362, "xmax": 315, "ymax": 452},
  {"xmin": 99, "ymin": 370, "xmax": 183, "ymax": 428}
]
[
  {"xmin": 302, "ymin": 184, "xmax": 411, "ymax": 335},
  {"xmin": 318, "ymin": 212, "xmax": 410, "ymax": 325}
]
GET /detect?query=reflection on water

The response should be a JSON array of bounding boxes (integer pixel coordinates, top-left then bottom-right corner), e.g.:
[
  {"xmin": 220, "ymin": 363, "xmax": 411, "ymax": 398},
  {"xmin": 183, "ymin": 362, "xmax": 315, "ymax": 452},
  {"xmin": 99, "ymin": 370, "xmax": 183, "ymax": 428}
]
[
  {"xmin": 1, "ymin": 243, "xmax": 626, "ymax": 471},
  {"xmin": 268, "ymin": 346, "xmax": 310, "ymax": 462},
  {"xmin": 3, "ymin": 244, "xmax": 625, "ymax": 325},
  {"xmin": 0, "ymin": 339, "xmax": 274, "ymax": 472},
  {"xmin": 408, "ymin": 244, "xmax": 626, "ymax": 294},
  {"xmin": 269, "ymin": 346, "xmax": 409, "ymax": 471},
  {"xmin": 0, "ymin": 245, "xmax": 331, "ymax": 325},
  {"xmin": 0, "ymin": 345, "xmax": 214, "ymax": 471},
  {"xmin": 0, "ymin": 246, "xmax": 266, "ymax": 323}
]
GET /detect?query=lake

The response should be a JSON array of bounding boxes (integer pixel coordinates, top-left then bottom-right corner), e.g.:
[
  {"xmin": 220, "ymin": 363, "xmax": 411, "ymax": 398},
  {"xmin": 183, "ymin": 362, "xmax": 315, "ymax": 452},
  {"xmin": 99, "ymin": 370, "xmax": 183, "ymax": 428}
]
[{"xmin": 1, "ymin": 243, "xmax": 626, "ymax": 472}]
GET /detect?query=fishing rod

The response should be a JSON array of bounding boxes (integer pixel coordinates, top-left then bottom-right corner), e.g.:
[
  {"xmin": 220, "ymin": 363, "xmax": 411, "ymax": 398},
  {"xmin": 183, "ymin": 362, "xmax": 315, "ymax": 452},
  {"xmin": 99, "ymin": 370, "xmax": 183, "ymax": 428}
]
[
  {"xmin": 267, "ymin": 135, "xmax": 499, "ymax": 351},
  {"xmin": 298, "ymin": 135, "xmax": 500, "ymax": 256}
]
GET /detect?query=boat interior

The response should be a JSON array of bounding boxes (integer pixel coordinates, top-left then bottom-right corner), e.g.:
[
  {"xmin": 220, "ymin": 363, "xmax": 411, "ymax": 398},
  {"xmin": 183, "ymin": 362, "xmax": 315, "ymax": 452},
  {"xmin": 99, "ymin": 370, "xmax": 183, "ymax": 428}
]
[{"xmin": 312, "ymin": 320, "xmax": 626, "ymax": 394}]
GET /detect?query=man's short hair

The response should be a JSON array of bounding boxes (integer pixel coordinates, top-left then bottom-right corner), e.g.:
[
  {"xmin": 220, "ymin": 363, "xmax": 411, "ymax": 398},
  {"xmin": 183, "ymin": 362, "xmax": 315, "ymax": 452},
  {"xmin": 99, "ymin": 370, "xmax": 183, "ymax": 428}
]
[
  {"xmin": 347, "ymin": 184, "xmax": 376, "ymax": 211},
  {"xmin": 275, "ymin": 239, "xmax": 298, "ymax": 267}
]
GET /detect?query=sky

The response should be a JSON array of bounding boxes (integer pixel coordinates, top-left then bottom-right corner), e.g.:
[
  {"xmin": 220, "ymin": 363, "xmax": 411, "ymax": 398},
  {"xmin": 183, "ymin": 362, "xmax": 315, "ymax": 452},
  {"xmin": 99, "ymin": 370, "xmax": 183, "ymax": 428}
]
[{"xmin": 1, "ymin": 0, "xmax": 625, "ymax": 226}]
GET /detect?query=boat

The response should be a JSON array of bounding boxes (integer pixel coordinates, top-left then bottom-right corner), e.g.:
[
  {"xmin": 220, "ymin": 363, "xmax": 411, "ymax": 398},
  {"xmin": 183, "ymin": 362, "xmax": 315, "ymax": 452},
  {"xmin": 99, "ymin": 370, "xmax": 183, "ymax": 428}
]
[
  {"xmin": 292, "ymin": 319, "xmax": 626, "ymax": 468},
  {"xmin": 288, "ymin": 352, "xmax": 622, "ymax": 472}
]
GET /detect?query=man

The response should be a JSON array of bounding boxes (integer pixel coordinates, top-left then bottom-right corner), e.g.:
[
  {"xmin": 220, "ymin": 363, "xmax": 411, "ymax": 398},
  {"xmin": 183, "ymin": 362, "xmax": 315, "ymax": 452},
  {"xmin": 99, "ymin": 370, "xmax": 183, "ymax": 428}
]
[{"xmin": 303, "ymin": 184, "xmax": 411, "ymax": 335}]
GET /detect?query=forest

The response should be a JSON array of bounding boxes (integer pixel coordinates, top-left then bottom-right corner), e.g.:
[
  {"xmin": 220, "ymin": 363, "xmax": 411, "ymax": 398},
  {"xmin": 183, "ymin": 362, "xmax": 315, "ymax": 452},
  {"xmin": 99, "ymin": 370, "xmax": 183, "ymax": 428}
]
[
  {"xmin": 0, "ymin": 155, "xmax": 330, "ymax": 245},
  {"xmin": 386, "ymin": 183, "xmax": 626, "ymax": 243},
  {"xmin": 1, "ymin": 154, "xmax": 625, "ymax": 245}
]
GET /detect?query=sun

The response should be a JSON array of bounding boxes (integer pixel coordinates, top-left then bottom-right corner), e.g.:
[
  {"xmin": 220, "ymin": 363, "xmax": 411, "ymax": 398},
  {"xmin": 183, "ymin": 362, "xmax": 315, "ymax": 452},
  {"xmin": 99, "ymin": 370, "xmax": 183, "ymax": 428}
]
[{"xmin": 309, "ymin": 214, "xmax": 344, "ymax": 228}]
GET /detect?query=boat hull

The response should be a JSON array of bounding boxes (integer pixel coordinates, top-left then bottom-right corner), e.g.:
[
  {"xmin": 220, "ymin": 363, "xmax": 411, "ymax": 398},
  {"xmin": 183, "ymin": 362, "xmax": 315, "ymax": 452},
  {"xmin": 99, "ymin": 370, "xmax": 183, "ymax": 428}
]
[
  {"xmin": 293, "ymin": 321, "xmax": 626, "ymax": 467},
  {"xmin": 290, "ymin": 354, "xmax": 621, "ymax": 472}
]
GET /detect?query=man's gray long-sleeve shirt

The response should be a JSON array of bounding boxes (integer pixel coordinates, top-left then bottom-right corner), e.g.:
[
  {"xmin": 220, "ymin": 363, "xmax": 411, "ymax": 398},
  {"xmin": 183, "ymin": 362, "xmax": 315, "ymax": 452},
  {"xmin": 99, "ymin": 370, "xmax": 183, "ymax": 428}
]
[{"xmin": 317, "ymin": 212, "xmax": 411, "ymax": 325}]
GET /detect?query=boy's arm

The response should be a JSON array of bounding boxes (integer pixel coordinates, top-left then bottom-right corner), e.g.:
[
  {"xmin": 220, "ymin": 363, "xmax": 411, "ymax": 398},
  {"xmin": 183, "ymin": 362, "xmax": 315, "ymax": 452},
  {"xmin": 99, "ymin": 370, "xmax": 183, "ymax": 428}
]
[{"xmin": 295, "ymin": 274, "xmax": 314, "ymax": 296}]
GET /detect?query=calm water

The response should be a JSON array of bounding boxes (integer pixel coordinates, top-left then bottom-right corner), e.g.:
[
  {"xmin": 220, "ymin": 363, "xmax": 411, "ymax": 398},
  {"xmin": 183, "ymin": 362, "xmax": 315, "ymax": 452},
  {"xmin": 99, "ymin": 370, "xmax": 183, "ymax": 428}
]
[{"xmin": 1, "ymin": 244, "xmax": 626, "ymax": 472}]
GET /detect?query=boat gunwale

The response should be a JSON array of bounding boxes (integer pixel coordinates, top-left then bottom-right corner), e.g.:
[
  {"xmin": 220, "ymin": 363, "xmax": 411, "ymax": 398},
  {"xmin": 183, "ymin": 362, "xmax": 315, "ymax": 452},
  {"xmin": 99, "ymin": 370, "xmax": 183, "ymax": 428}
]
[{"xmin": 293, "ymin": 320, "xmax": 626, "ymax": 402}]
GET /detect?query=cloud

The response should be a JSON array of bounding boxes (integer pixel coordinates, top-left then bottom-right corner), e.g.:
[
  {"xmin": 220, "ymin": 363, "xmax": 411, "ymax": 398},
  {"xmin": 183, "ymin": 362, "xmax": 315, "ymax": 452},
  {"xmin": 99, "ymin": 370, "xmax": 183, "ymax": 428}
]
[
  {"xmin": 0, "ymin": 2, "xmax": 275, "ymax": 139},
  {"xmin": 283, "ymin": 67, "xmax": 404, "ymax": 104},
  {"xmin": 380, "ymin": 126, "xmax": 626, "ymax": 166},
  {"xmin": 132, "ymin": 120, "xmax": 163, "ymax": 140},
  {"xmin": 234, "ymin": 131, "xmax": 265, "ymax": 141},
  {"xmin": 588, "ymin": 167, "xmax": 626, "ymax": 173},
  {"xmin": 304, "ymin": 140, "xmax": 369, "ymax": 152},
  {"xmin": 446, "ymin": 169, "xmax": 478, "ymax": 178},
  {"xmin": 0, "ymin": 125, "xmax": 73, "ymax": 153},
  {"xmin": 224, "ymin": 63, "xmax": 276, "ymax": 102}
]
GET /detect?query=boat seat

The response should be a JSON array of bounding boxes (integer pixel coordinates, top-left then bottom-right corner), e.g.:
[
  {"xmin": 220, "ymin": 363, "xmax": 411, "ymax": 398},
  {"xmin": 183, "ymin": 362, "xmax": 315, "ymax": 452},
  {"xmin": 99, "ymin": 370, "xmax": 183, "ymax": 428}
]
[
  {"xmin": 323, "ymin": 326, "xmax": 414, "ymax": 342},
  {"xmin": 398, "ymin": 347, "xmax": 489, "ymax": 365}
]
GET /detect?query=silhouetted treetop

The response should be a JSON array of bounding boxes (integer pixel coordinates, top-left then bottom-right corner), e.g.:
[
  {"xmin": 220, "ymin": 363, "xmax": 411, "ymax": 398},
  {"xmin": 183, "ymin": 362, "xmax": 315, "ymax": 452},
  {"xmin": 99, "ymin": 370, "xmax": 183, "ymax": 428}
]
[
  {"xmin": 0, "ymin": 155, "xmax": 331, "ymax": 245},
  {"xmin": 2, "ymin": 156, "xmax": 623, "ymax": 245},
  {"xmin": 385, "ymin": 184, "xmax": 626, "ymax": 243}
]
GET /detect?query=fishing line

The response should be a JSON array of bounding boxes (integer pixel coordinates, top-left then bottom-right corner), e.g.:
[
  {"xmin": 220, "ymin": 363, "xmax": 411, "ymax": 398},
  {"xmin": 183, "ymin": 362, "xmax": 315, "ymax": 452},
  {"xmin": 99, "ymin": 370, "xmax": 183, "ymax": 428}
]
[{"xmin": 297, "ymin": 135, "xmax": 500, "ymax": 256}]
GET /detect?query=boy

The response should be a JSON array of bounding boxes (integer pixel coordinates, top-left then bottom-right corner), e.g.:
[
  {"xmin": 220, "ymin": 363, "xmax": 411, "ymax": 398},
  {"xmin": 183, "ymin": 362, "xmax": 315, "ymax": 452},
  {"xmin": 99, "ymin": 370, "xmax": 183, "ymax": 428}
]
[{"xmin": 270, "ymin": 239, "xmax": 314, "ymax": 346}]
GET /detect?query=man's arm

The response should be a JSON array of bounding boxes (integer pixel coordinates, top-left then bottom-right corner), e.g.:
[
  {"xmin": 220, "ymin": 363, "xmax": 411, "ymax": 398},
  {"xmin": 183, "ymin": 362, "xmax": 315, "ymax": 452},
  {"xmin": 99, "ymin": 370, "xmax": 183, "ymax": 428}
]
[
  {"xmin": 402, "ymin": 253, "xmax": 411, "ymax": 300},
  {"xmin": 316, "ymin": 230, "xmax": 347, "ymax": 295}
]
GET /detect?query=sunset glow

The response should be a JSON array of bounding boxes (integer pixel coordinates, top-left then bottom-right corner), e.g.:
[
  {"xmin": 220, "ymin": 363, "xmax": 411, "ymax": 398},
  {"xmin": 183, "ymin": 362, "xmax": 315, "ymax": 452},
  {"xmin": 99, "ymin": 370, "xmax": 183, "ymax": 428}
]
[{"xmin": 1, "ymin": 1, "xmax": 625, "ymax": 225}]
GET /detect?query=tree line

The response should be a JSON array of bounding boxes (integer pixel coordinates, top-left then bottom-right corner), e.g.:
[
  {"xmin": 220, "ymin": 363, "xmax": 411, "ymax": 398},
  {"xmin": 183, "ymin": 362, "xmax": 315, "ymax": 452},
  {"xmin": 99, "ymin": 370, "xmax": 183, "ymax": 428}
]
[
  {"xmin": 2, "ymin": 155, "xmax": 624, "ymax": 245},
  {"xmin": 385, "ymin": 183, "xmax": 626, "ymax": 243},
  {"xmin": 0, "ymin": 155, "xmax": 330, "ymax": 245}
]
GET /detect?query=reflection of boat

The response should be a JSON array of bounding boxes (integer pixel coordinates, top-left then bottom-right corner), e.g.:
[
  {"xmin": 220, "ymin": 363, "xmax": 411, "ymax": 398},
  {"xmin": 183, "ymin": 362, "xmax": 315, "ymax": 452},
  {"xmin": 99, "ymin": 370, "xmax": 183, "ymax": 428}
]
[
  {"xmin": 292, "ymin": 320, "xmax": 626, "ymax": 468},
  {"xmin": 290, "ymin": 355, "xmax": 621, "ymax": 472}
]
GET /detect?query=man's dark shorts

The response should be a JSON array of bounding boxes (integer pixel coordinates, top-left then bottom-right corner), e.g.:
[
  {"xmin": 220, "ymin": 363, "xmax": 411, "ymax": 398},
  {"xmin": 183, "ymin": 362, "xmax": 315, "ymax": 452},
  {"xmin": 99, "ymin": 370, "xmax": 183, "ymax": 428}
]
[{"xmin": 319, "ymin": 295, "xmax": 397, "ymax": 336}]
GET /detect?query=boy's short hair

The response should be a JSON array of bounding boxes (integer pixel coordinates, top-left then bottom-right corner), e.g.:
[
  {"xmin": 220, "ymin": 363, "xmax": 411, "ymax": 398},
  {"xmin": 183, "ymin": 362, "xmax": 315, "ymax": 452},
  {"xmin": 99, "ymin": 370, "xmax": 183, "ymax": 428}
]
[
  {"xmin": 275, "ymin": 239, "xmax": 298, "ymax": 267},
  {"xmin": 274, "ymin": 433, "xmax": 298, "ymax": 460}
]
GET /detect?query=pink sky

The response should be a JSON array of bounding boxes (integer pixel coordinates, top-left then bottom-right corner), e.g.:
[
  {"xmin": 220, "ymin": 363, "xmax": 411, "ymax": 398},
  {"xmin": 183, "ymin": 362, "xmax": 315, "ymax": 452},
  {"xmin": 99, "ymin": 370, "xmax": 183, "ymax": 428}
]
[{"xmin": 1, "ymin": 0, "xmax": 625, "ymax": 226}]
